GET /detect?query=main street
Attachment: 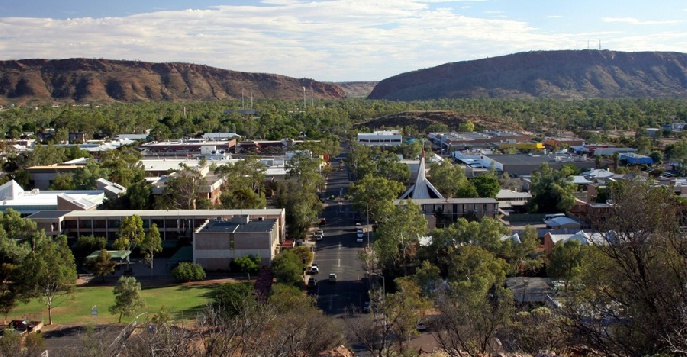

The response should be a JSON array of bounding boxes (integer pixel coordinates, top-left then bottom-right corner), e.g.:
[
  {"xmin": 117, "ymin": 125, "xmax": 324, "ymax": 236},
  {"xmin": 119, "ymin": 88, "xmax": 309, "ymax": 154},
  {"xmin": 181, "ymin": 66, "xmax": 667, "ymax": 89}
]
[{"xmin": 312, "ymin": 152, "xmax": 369, "ymax": 315}]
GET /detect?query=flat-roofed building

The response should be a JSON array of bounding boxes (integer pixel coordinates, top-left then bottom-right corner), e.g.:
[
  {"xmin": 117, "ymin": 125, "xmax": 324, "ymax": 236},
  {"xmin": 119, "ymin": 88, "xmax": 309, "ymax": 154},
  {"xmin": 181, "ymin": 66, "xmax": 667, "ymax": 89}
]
[
  {"xmin": 193, "ymin": 217, "xmax": 280, "ymax": 270},
  {"xmin": 28, "ymin": 209, "xmax": 286, "ymax": 243},
  {"xmin": 27, "ymin": 164, "xmax": 84, "ymax": 189},
  {"xmin": 0, "ymin": 180, "xmax": 105, "ymax": 215},
  {"xmin": 138, "ymin": 138, "xmax": 237, "ymax": 157},
  {"xmin": 357, "ymin": 130, "xmax": 402, "ymax": 147}
]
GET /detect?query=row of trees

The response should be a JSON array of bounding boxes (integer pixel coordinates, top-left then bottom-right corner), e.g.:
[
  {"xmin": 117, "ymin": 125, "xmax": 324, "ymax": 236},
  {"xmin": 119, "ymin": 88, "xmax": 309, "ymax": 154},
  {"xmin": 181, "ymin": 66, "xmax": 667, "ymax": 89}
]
[
  {"xmin": 0, "ymin": 210, "xmax": 77, "ymax": 325},
  {"xmin": 4, "ymin": 98, "xmax": 687, "ymax": 142},
  {"xmin": 0, "ymin": 211, "xmax": 165, "ymax": 325}
]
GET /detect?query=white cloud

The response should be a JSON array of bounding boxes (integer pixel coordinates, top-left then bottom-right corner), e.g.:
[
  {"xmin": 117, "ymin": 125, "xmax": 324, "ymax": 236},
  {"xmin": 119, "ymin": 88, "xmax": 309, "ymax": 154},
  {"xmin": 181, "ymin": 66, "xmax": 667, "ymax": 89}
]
[
  {"xmin": 0, "ymin": 1, "xmax": 685, "ymax": 81},
  {"xmin": 602, "ymin": 17, "xmax": 682, "ymax": 25}
]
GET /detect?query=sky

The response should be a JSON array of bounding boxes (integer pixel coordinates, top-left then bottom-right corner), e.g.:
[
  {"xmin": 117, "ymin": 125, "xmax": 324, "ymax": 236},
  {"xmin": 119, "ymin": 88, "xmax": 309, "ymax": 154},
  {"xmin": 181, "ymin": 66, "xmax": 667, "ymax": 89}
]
[{"xmin": 0, "ymin": 0, "xmax": 686, "ymax": 81}]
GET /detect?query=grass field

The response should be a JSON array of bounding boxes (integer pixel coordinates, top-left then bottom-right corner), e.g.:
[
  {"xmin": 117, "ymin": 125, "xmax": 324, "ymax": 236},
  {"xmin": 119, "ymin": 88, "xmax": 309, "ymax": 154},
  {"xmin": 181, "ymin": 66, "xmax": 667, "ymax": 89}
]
[{"xmin": 9, "ymin": 280, "xmax": 227, "ymax": 326}]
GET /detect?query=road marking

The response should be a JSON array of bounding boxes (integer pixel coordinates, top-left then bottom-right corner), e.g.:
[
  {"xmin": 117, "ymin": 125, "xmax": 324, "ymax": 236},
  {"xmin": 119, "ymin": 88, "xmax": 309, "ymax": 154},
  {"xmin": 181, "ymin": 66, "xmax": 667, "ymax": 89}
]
[{"xmin": 338, "ymin": 258, "xmax": 341, "ymax": 267}]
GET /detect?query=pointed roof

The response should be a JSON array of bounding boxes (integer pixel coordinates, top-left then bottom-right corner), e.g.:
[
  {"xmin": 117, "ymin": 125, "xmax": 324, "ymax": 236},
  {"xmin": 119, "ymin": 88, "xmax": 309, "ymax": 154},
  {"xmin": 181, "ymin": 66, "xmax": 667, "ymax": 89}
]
[
  {"xmin": 400, "ymin": 156, "xmax": 443, "ymax": 199},
  {"xmin": 0, "ymin": 180, "xmax": 25, "ymax": 201}
]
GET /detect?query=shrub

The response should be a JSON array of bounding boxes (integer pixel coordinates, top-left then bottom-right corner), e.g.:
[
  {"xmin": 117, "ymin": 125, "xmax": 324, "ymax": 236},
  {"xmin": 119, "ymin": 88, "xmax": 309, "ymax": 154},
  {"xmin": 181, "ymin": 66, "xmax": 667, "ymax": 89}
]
[
  {"xmin": 232, "ymin": 255, "xmax": 261, "ymax": 274},
  {"xmin": 171, "ymin": 262, "xmax": 206, "ymax": 282}
]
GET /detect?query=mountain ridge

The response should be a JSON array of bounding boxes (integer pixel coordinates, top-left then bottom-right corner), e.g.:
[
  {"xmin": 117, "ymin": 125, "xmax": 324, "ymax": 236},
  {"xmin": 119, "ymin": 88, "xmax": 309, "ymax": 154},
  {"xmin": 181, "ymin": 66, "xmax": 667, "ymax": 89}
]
[
  {"xmin": 367, "ymin": 50, "xmax": 687, "ymax": 100},
  {"xmin": 0, "ymin": 58, "xmax": 346, "ymax": 105}
]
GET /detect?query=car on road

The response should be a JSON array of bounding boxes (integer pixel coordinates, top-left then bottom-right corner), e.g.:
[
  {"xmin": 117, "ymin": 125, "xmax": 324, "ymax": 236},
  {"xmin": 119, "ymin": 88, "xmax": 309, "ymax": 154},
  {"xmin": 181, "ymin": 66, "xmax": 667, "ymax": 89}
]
[
  {"xmin": 307, "ymin": 277, "xmax": 317, "ymax": 289},
  {"xmin": 356, "ymin": 228, "xmax": 364, "ymax": 242},
  {"xmin": 328, "ymin": 273, "xmax": 337, "ymax": 283}
]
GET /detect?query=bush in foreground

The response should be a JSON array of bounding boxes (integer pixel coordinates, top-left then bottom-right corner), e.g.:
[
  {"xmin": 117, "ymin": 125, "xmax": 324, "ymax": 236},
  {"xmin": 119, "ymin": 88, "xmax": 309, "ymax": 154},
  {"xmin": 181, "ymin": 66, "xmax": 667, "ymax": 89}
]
[{"xmin": 172, "ymin": 262, "xmax": 206, "ymax": 282}]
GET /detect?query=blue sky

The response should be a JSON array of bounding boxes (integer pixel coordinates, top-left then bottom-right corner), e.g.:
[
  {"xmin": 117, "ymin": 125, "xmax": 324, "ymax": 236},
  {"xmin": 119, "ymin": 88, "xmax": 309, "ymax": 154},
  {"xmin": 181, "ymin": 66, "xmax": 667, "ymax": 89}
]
[{"xmin": 1, "ymin": 0, "xmax": 685, "ymax": 81}]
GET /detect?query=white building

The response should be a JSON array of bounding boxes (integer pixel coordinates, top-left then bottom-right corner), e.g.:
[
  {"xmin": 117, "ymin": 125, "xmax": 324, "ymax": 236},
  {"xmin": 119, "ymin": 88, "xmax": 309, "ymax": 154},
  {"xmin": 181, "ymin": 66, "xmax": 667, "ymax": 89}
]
[
  {"xmin": 0, "ymin": 180, "xmax": 105, "ymax": 215},
  {"xmin": 357, "ymin": 130, "xmax": 402, "ymax": 147}
]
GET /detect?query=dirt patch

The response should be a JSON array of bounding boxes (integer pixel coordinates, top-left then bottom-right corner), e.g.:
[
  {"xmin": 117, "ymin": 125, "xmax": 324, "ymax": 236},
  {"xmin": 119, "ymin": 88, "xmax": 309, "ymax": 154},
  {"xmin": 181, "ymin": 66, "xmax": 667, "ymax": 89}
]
[{"xmin": 181, "ymin": 278, "xmax": 243, "ymax": 287}]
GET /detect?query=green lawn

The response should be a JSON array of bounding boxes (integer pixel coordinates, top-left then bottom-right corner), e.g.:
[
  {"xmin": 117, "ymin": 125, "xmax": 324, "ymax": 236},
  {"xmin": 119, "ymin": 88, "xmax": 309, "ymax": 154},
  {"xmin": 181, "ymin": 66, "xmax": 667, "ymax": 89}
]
[{"xmin": 9, "ymin": 282, "xmax": 221, "ymax": 326}]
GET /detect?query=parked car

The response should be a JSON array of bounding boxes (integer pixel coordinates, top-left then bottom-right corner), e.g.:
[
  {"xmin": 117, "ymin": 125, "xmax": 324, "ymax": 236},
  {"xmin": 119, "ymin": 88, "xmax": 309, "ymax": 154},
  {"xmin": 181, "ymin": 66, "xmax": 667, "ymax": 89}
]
[
  {"xmin": 307, "ymin": 277, "xmax": 317, "ymax": 289},
  {"xmin": 362, "ymin": 301, "xmax": 370, "ymax": 313},
  {"xmin": 311, "ymin": 263, "xmax": 319, "ymax": 274},
  {"xmin": 328, "ymin": 273, "xmax": 337, "ymax": 283}
]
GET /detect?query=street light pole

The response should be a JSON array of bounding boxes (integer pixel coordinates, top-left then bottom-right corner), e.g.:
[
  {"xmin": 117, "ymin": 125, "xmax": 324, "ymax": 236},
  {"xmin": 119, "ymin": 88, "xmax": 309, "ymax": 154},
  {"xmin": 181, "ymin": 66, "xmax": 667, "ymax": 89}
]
[{"xmin": 366, "ymin": 202, "xmax": 370, "ymax": 246}]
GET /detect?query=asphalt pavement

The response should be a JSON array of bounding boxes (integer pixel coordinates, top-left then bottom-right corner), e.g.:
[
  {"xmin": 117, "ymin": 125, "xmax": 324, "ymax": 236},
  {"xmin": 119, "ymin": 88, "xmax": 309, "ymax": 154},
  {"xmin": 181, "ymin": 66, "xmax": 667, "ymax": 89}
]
[{"xmin": 312, "ymin": 153, "xmax": 369, "ymax": 316}]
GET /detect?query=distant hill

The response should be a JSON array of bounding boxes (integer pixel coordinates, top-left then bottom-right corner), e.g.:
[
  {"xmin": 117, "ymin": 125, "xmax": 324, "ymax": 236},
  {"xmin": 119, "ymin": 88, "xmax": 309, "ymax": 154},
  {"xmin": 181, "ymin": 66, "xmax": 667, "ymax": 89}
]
[
  {"xmin": 0, "ymin": 59, "xmax": 346, "ymax": 105},
  {"xmin": 368, "ymin": 50, "xmax": 687, "ymax": 100},
  {"xmin": 334, "ymin": 81, "xmax": 378, "ymax": 98},
  {"xmin": 358, "ymin": 110, "xmax": 522, "ymax": 133}
]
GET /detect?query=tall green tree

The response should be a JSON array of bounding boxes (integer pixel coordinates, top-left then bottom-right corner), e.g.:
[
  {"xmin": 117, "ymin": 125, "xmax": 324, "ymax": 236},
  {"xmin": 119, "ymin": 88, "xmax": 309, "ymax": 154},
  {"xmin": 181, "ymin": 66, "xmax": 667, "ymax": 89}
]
[
  {"xmin": 73, "ymin": 235, "xmax": 107, "ymax": 267},
  {"xmin": 428, "ymin": 161, "xmax": 477, "ymax": 198},
  {"xmin": 140, "ymin": 223, "xmax": 162, "ymax": 269},
  {"xmin": 220, "ymin": 186, "xmax": 267, "ymax": 209},
  {"xmin": 17, "ymin": 235, "xmax": 77, "ymax": 325},
  {"xmin": 72, "ymin": 159, "xmax": 111, "ymax": 190},
  {"xmin": 547, "ymin": 239, "xmax": 585, "ymax": 290},
  {"xmin": 374, "ymin": 202, "xmax": 427, "ymax": 276},
  {"xmin": 568, "ymin": 180, "xmax": 687, "ymax": 355},
  {"xmin": 349, "ymin": 175, "xmax": 405, "ymax": 222},
  {"xmin": 87, "ymin": 249, "xmax": 117, "ymax": 282},
  {"xmin": 114, "ymin": 215, "xmax": 145, "ymax": 268},
  {"xmin": 527, "ymin": 163, "xmax": 576, "ymax": 213},
  {"xmin": 49, "ymin": 173, "xmax": 76, "ymax": 190},
  {"xmin": 376, "ymin": 151, "xmax": 410, "ymax": 183},
  {"xmin": 271, "ymin": 250, "xmax": 305, "ymax": 287},
  {"xmin": 155, "ymin": 163, "xmax": 208, "ymax": 210},
  {"xmin": 110, "ymin": 276, "xmax": 145, "ymax": 323},
  {"xmin": 210, "ymin": 282, "xmax": 255, "ymax": 318},
  {"xmin": 382, "ymin": 279, "xmax": 432, "ymax": 354},
  {"xmin": 434, "ymin": 246, "xmax": 513, "ymax": 356},
  {"xmin": 470, "ymin": 174, "xmax": 500, "ymax": 198},
  {"xmin": 214, "ymin": 156, "xmax": 266, "ymax": 193},
  {"xmin": 123, "ymin": 180, "xmax": 153, "ymax": 210}
]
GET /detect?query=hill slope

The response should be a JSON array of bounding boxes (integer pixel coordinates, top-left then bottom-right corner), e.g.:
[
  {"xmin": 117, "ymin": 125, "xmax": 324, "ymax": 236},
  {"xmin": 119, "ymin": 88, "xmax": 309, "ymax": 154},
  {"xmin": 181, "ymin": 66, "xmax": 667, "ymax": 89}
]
[
  {"xmin": 0, "ymin": 59, "xmax": 346, "ymax": 104},
  {"xmin": 368, "ymin": 50, "xmax": 687, "ymax": 100},
  {"xmin": 334, "ymin": 81, "xmax": 378, "ymax": 98}
]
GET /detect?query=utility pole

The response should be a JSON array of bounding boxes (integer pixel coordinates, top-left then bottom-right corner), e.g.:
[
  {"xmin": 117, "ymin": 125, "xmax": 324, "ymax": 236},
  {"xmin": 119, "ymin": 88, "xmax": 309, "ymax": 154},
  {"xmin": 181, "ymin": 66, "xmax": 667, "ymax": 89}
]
[
  {"xmin": 366, "ymin": 202, "xmax": 370, "ymax": 246},
  {"xmin": 303, "ymin": 86, "xmax": 306, "ymax": 110}
]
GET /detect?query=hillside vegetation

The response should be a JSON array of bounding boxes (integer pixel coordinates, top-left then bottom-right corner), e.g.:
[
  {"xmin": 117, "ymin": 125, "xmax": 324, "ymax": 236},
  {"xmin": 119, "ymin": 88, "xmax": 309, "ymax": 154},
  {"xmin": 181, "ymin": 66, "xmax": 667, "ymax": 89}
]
[
  {"xmin": 368, "ymin": 50, "xmax": 687, "ymax": 100},
  {"xmin": 0, "ymin": 59, "xmax": 346, "ymax": 105}
]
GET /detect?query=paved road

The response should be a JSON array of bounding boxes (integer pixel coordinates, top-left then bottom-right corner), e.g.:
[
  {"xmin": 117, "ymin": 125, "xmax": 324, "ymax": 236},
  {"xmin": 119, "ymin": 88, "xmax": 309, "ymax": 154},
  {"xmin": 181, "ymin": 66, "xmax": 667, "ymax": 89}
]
[{"xmin": 312, "ymin": 153, "xmax": 369, "ymax": 316}]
